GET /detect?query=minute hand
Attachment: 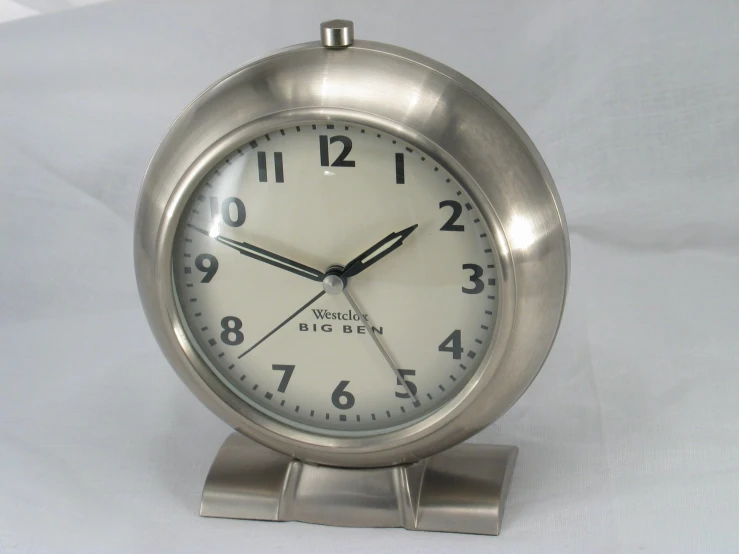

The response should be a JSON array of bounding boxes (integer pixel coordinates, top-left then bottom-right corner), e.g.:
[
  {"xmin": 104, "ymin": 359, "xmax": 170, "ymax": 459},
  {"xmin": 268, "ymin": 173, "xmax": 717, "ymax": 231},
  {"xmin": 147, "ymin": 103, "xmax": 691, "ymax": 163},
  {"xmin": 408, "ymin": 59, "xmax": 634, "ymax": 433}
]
[
  {"xmin": 188, "ymin": 224, "xmax": 325, "ymax": 282},
  {"xmin": 341, "ymin": 224, "xmax": 418, "ymax": 279}
]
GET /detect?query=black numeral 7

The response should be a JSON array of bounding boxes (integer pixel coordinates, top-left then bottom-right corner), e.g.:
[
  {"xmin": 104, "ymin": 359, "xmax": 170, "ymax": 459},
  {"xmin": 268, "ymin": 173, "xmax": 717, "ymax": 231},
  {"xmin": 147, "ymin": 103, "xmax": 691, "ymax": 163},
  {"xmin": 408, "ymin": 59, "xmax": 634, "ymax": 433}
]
[{"xmin": 272, "ymin": 364, "xmax": 295, "ymax": 393}]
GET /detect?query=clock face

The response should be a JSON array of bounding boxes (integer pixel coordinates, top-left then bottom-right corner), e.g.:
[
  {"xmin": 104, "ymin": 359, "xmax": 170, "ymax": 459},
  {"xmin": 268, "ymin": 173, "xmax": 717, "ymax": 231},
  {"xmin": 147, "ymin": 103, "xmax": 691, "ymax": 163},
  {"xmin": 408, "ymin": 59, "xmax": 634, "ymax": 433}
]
[{"xmin": 172, "ymin": 122, "xmax": 499, "ymax": 436}]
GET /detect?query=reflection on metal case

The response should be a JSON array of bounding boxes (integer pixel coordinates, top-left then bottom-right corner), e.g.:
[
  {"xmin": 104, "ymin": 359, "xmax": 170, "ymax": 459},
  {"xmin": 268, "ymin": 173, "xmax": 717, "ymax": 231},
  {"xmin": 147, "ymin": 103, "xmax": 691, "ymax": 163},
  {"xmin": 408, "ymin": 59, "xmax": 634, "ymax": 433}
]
[{"xmin": 134, "ymin": 19, "xmax": 569, "ymax": 535}]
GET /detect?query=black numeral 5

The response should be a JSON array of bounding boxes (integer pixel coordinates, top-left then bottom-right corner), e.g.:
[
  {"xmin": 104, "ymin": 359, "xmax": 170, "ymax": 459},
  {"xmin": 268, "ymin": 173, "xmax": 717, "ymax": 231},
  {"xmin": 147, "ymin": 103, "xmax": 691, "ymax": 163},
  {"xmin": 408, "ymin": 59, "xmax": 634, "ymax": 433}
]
[{"xmin": 395, "ymin": 369, "xmax": 418, "ymax": 399}]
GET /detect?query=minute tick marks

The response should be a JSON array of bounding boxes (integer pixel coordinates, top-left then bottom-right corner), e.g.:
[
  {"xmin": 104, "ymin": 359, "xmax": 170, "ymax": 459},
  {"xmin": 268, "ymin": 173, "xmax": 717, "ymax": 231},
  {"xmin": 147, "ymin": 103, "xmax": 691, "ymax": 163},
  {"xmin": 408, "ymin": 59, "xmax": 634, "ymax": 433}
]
[{"xmin": 173, "ymin": 122, "xmax": 498, "ymax": 434}]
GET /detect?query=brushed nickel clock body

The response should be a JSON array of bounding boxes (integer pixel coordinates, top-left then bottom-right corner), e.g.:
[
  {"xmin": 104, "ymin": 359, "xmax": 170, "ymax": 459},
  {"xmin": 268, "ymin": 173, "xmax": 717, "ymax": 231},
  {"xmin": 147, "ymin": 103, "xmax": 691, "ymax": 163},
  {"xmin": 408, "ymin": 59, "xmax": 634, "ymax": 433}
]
[{"xmin": 134, "ymin": 21, "xmax": 569, "ymax": 535}]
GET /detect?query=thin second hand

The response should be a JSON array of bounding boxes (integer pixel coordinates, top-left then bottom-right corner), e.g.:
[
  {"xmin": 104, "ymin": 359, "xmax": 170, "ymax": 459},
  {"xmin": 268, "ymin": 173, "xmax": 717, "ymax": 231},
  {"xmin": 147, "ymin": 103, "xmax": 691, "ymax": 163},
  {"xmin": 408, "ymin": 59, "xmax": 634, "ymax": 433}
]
[
  {"xmin": 342, "ymin": 288, "xmax": 419, "ymax": 405},
  {"xmin": 238, "ymin": 290, "xmax": 326, "ymax": 358}
]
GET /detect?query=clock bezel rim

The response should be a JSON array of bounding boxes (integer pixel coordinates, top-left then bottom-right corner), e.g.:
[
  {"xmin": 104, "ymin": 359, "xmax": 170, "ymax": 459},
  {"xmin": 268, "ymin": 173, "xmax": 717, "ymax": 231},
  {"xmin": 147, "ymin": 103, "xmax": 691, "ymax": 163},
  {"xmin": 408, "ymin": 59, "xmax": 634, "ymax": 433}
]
[
  {"xmin": 164, "ymin": 111, "xmax": 512, "ymax": 445},
  {"xmin": 134, "ymin": 39, "xmax": 569, "ymax": 468}
]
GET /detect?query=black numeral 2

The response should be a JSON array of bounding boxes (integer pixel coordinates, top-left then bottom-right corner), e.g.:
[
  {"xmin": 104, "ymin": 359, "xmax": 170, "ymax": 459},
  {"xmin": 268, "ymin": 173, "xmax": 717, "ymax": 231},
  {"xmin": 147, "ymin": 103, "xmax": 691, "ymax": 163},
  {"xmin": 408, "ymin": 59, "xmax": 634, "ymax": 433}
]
[
  {"xmin": 257, "ymin": 151, "xmax": 284, "ymax": 183},
  {"xmin": 320, "ymin": 135, "xmax": 355, "ymax": 167},
  {"xmin": 440, "ymin": 200, "xmax": 464, "ymax": 231}
]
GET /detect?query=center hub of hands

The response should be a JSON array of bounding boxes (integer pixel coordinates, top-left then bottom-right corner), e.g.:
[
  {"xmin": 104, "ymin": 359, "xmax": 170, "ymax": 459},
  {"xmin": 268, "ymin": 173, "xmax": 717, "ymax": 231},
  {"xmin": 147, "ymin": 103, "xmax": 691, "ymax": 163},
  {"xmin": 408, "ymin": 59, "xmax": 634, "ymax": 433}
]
[{"xmin": 322, "ymin": 267, "xmax": 346, "ymax": 295}]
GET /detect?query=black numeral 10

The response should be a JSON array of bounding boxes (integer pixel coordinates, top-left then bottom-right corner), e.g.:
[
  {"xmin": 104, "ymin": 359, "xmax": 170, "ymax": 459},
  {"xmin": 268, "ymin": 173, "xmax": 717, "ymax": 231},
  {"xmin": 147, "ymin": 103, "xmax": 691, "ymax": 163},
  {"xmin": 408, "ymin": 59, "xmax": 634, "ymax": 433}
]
[{"xmin": 209, "ymin": 197, "xmax": 246, "ymax": 227}]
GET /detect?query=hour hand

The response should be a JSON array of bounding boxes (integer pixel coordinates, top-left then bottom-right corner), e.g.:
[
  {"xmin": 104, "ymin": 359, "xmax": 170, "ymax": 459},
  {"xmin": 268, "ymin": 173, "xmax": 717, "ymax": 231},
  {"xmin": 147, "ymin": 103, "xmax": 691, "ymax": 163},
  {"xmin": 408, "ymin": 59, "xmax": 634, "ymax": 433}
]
[
  {"xmin": 188, "ymin": 224, "xmax": 325, "ymax": 282},
  {"xmin": 341, "ymin": 224, "xmax": 418, "ymax": 279}
]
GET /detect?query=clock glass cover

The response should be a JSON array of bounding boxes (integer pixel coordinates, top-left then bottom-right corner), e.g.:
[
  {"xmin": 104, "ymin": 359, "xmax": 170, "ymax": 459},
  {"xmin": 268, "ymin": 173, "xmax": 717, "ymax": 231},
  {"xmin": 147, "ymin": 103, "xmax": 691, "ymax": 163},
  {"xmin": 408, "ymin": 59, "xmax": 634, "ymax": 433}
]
[{"xmin": 172, "ymin": 121, "xmax": 499, "ymax": 436}]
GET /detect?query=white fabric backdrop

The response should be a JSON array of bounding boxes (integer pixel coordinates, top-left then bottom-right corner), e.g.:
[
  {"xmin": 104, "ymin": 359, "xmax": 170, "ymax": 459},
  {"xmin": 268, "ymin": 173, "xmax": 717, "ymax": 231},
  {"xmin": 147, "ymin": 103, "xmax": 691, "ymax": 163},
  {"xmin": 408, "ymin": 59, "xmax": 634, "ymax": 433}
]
[
  {"xmin": 0, "ymin": 0, "xmax": 109, "ymax": 23},
  {"xmin": 1, "ymin": 1, "xmax": 738, "ymax": 552}
]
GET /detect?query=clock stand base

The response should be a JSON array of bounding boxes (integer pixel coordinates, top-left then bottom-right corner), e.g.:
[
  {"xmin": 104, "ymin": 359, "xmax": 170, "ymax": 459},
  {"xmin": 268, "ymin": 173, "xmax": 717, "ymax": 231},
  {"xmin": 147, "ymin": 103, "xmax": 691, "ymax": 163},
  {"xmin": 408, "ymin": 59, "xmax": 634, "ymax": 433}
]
[{"xmin": 200, "ymin": 432, "xmax": 518, "ymax": 535}]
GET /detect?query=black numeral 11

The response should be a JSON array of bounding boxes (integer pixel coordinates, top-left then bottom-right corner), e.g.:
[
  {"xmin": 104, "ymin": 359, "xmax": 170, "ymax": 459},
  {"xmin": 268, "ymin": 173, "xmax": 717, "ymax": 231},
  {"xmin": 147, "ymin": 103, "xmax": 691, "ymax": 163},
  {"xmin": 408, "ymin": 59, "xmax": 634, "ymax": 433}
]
[{"xmin": 257, "ymin": 151, "xmax": 284, "ymax": 183}]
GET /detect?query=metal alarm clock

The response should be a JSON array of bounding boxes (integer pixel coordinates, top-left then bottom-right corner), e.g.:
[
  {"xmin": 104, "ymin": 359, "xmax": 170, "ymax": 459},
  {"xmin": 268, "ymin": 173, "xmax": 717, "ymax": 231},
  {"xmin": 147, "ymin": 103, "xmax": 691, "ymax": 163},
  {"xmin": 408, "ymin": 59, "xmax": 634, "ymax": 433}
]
[{"xmin": 135, "ymin": 20, "xmax": 569, "ymax": 535}]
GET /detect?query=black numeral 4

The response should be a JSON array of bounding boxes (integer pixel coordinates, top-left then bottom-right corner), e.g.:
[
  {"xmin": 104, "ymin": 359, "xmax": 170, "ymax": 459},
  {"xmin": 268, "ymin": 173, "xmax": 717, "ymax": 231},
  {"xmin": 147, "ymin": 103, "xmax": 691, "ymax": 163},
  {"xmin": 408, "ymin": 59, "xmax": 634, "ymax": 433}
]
[{"xmin": 439, "ymin": 330, "xmax": 463, "ymax": 359}]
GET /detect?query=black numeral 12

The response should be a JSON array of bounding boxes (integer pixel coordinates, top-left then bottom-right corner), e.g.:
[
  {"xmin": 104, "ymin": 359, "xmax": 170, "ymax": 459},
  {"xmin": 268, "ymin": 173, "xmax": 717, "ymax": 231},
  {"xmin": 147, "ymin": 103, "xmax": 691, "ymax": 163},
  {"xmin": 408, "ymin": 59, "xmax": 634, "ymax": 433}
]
[{"xmin": 320, "ymin": 135, "xmax": 355, "ymax": 167}]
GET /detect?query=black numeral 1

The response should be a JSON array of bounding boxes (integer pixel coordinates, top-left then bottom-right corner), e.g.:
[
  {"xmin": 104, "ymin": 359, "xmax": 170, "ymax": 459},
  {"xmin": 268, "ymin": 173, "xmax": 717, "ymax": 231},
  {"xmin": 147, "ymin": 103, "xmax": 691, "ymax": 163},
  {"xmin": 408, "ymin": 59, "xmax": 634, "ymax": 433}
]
[{"xmin": 395, "ymin": 153, "xmax": 405, "ymax": 184}]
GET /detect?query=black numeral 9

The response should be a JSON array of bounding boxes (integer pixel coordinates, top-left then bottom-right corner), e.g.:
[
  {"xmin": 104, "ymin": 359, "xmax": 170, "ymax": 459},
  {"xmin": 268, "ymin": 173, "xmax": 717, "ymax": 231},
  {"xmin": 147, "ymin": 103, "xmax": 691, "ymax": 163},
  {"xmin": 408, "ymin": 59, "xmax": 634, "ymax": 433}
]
[{"xmin": 194, "ymin": 254, "xmax": 218, "ymax": 283}]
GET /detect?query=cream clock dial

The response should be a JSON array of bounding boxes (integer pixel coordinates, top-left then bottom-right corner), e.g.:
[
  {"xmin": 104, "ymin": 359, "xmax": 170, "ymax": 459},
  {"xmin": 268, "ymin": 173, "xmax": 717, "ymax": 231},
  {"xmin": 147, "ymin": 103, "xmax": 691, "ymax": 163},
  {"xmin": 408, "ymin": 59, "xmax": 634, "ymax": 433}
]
[{"xmin": 172, "ymin": 122, "xmax": 498, "ymax": 435}]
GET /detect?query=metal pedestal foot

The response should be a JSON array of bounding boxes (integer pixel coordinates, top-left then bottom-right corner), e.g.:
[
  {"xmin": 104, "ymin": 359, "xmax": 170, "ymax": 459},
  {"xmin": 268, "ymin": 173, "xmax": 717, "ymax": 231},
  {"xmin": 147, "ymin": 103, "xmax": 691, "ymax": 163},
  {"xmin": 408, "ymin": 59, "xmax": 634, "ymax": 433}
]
[{"xmin": 201, "ymin": 432, "xmax": 517, "ymax": 535}]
